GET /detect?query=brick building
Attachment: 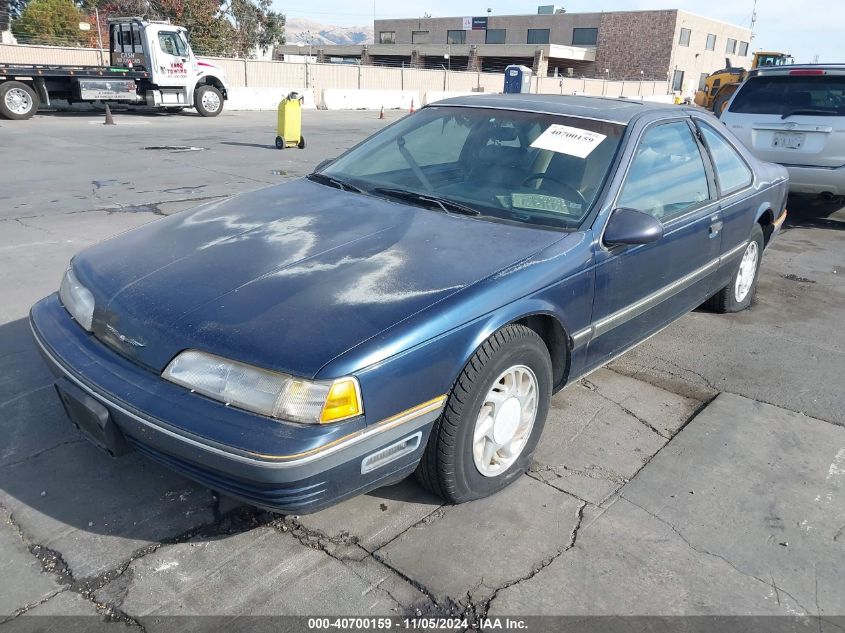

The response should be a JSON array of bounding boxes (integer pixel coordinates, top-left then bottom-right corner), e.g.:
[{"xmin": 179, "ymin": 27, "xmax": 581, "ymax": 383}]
[{"xmin": 276, "ymin": 7, "xmax": 753, "ymax": 94}]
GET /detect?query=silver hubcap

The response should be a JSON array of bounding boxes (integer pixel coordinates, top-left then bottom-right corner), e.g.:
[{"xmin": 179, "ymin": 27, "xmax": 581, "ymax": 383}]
[
  {"xmin": 5, "ymin": 88, "xmax": 33, "ymax": 115},
  {"xmin": 472, "ymin": 365, "xmax": 538, "ymax": 478},
  {"xmin": 201, "ymin": 90, "xmax": 220, "ymax": 112},
  {"xmin": 734, "ymin": 241, "xmax": 759, "ymax": 302}
]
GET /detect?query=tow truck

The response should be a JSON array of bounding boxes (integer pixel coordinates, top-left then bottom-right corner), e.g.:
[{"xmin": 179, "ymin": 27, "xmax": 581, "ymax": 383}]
[{"xmin": 0, "ymin": 17, "xmax": 228, "ymax": 120}]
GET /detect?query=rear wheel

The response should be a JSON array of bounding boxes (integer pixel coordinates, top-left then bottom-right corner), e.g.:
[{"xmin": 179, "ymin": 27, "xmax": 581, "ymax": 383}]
[
  {"xmin": 297, "ymin": 135, "xmax": 306, "ymax": 149},
  {"xmin": 707, "ymin": 223, "xmax": 765, "ymax": 313},
  {"xmin": 416, "ymin": 324, "xmax": 552, "ymax": 503},
  {"xmin": 194, "ymin": 85, "xmax": 223, "ymax": 117},
  {"xmin": 275, "ymin": 136, "xmax": 285, "ymax": 149},
  {"xmin": 0, "ymin": 81, "xmax": 39, "ymax": 120}
]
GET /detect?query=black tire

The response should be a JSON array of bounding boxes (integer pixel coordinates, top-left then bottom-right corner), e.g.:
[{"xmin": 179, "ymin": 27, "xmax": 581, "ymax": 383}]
[
  {"xmin": 712, "ymin": 92, "xmax": 731, "ymax": 116},
  {"xmin": 706, "ymin": 223, "xmax": 765, "ymax": 313},
  {"xmin": 275, "ymin": 136, "xmax": 285, "ymax": 149},
  {"xmin": 416, "ymin": 324, "xmax": 552, "ymax": 503},
  {"xmin": 0, "ymin": 81, "xmax": 39, "ymax": 120},
  {"xmin": 297, "ymin": 135, "xmax": 306, "ymax": 149},
  {"xmin": 194, "ymin": 85, "xmax": 223, "ymax": 117}
]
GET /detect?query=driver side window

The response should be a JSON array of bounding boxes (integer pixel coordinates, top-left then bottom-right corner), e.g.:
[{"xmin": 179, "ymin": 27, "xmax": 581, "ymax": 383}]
[
  {"xmin": 158, "ymin": 32, "xmax": 187, "ymax": 57},
  {"xmin": 617, "ymin": 121, "xmax": 710, "ymax": 222}
]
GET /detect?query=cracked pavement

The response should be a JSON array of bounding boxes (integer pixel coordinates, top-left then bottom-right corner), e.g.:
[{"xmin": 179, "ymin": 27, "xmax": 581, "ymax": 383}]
[{"xmin": 1, "ymin": 110, "xmax": 844, "ymax": 628}]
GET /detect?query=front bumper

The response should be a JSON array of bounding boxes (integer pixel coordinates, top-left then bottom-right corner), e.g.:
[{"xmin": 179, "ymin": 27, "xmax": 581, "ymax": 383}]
[{"xmin": 30, "ymin": 294, "xmax": 444, "ymax": 513}]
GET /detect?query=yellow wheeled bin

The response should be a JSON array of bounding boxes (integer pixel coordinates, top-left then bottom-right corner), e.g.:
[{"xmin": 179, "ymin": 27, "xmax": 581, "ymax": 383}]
[{"xmin": 275, "ymin": 91, "xmax": 305, "ymax": 149}]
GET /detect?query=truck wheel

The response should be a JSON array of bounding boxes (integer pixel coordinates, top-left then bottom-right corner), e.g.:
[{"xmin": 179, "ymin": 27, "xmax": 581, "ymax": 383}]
[
  {"xmin": 416, "ymin": 324, "xmax": 552, "ymax": 503},
  {"xmin": 0, "ymin": 81, "xmax": 39, "ymax": 120},
  {"xmin": 706, "ymin": 223, "xmax": 765, "ymax": 313},
  {"xmin": 713, "ymin": 92, "xmax": 731, "ymax": 116},
  {"xmin": 195, "ymin": 85, "xmax": 223, "ymax": 117}
]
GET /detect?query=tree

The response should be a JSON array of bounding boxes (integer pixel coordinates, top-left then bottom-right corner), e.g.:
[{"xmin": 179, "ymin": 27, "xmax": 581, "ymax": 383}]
[
  {"xmin": 226, "ymin": 0, "xmax": 284, "ymax": 58},
  {"xmin": 11, "ymin": 0, "xmax": 285, "ymax": 57},
  {"xmin": 7, "ymin": 0, "xmax": 31, "ymax": 22},
  {"xmin": 11, "ymin": 0, "xmax": 89, "ymax": 45}
]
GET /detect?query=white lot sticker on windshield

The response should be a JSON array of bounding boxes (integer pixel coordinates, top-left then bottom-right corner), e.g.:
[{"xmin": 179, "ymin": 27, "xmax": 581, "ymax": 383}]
[{"xmin": 530, "ymin": 124, "xmax": 607, "ymax": 159}]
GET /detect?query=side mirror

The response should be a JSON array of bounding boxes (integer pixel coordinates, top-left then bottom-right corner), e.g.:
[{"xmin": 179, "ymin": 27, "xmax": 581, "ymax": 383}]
[
  {"xmin": 314, "ymin": 158, "xmax": 335, "ymax": 172},
  {"xmin": 604, "ymin": 208, "xmax": 664, "ymax": 246}
]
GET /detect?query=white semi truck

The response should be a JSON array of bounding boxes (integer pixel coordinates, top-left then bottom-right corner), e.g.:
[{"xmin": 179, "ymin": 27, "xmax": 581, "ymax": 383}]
[{"xmin": 0, "ymin": 17, "xmax": 228, "ymax": 120}]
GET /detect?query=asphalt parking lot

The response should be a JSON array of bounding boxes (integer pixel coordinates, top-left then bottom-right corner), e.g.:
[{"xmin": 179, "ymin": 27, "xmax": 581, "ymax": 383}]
[{"xmin": 1, "ymin": 109, "xmax": 844, "ymax": 629}]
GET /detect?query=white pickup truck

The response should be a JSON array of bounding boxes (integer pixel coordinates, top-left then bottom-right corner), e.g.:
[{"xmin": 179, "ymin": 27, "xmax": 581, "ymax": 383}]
[{"xmin": 0, "ymin": 17, "xmax": 228, "ymax": 120}]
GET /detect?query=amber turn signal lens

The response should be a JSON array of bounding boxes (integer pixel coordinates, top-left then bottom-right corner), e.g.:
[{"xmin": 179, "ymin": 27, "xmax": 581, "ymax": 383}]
[{"xmin": 320, "ymin": 378, "xmax": 363, "ymax": 423}]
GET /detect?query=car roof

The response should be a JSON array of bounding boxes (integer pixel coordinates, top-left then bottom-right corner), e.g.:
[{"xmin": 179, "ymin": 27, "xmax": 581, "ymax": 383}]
[
  {"xmin": 751, "ymin": 64, "xmax": 845, "ymax": 77},
  {"xmin": 430, "ymin": 94, "xmax": 687, "ymax": 125}
]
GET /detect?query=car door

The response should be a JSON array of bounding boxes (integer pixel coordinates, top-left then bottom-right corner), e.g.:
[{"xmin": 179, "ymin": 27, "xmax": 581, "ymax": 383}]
[
  {"xmin": 693, "ymin": 118, "xmax": 757, "ymax": 292},
  {"xmin": 584, "ymin": 118, "xmax": 722, "ymax": 369},
  {"xmin": 150, "ymin": 28, "xmax": 191, "ymax": 88}
]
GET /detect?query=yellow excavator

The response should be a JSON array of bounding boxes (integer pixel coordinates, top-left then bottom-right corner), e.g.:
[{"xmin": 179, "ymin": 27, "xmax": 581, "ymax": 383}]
[{"xmin": 694, "ymin": 51, "xmax": 793, "ymax": 114}]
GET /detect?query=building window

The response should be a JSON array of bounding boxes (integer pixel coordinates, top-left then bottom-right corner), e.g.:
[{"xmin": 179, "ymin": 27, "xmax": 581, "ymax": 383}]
[
  {"xmin": 379, "ymin": 31, "xmax": 395, "ymax": 44},
  {"xmin": 446, "ymin": 29, "xmax": 466, "ymax": 44},
  {"xmin": 527, "ymin": 28, "xmax": 550, "ymax": 44},
  {"xmin": 705, "ymin": 33, "xmax": 716, "ymax": 51},
  {"xmin": 672, "ymin": 69, "xmax": 685, "ymax": 91},
  {"xmin": 699, "ymin": 72, "xmax": 709, "ymax": 91},
  {"xmin": 726, "ymin": 38, "xmax": 737, "ymax": 54},
  {"xmin": 485, "ymin": 29, "xmax": 506, "ymax": 44},
  {"xmin": 572, "ymin": 27, "xmax": 597, "ymax": 45},
  {"xmin": 411, "ymin": 30, "xmax": 429, "ymax": 44},
  {"xmin": 678, "ymin": 28, "xmax": 691, "ymax": 47},
  {"xmin": 738, "ymin": 41, "xmax": 749, "ymax": 56}
]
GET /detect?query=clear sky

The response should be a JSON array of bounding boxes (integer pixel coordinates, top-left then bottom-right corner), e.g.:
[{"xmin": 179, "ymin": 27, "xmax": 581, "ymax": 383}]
[{"xmin": 278, "ymin": 0, "xmax": 843, "ymax": 64}]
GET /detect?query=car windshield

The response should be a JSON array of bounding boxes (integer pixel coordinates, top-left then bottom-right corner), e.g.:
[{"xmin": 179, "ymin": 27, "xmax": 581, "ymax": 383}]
[
  {"xmin": 318, "ymin": 106, "xmax": 624, "ymax": 230},
  {"xmin": 729, "ymin": 75, "xmax": 845, "ymax": 117}
]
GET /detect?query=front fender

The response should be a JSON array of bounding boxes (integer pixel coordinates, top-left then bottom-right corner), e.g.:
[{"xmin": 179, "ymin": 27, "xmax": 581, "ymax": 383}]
[{"xmin": 323, "ymin": 233, "xmax": 595, "ymax": 425}]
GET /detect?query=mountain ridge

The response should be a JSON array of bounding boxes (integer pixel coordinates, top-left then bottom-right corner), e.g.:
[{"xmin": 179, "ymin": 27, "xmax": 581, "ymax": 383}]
[{"xmin": 285, "ymin": 17, "xmax": 374, "ymax": 46}]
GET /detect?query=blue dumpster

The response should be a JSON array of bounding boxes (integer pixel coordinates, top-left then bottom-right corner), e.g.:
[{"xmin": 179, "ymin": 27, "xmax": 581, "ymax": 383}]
[{"xmin": 504, "ymin": 65, "xmax": 533, "ymax": 94}]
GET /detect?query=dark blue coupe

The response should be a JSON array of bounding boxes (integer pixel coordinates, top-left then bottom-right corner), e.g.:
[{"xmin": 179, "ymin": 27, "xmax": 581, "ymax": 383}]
[{"xmin": 31, "ymin": 95, "xmax": 789, "ymax": 512}]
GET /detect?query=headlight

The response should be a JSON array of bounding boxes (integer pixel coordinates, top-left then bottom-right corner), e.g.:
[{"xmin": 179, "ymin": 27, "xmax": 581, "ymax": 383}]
[
  {"xmin": 59, "ymin": 266, "xmax": 95, "ymax": 332},
  {"xmin": 162, "ymin": 350, "xmax": 363, "ymax": 424}
]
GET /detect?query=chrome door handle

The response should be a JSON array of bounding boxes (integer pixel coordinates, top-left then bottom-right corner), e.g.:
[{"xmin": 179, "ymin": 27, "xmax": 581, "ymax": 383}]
[{"xmin": 709, "ymin": 215, "xmax": 723, "ymax": 237}]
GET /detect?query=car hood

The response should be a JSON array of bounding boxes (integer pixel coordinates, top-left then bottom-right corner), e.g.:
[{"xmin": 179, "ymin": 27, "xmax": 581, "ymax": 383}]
[{"xmin": 73, "ymin": 179, "xmax": 563, "ymax": 378}]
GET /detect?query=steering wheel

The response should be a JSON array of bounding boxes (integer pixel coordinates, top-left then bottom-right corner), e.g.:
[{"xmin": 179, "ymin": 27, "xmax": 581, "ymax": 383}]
[{"xmin": 521, "ymin": 174, "xmax": 587, "ymax": 208}]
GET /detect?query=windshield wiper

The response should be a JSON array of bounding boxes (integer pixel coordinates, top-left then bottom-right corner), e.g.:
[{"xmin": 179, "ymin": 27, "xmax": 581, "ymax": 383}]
[
  {"xmin": 780, "ymin": 107, "xmax": 838, "ymax": 119},
  {"xmin": 307, "ymin": 172, "xmax": 366, "ymax": 194},
  {"xmin": 372, "ymin": 187, "xmax": 480, "ymax": 216}
]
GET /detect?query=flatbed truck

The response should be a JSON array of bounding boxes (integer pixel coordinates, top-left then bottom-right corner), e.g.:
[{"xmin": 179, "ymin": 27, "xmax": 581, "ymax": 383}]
[{"xmin": 0, "ymin": 17, "xmax": 228, "ymax": 120}]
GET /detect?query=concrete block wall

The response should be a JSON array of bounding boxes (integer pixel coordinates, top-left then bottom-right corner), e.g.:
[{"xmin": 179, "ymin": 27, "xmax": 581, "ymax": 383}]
[{"xmin": 0, "ymin": 44, "xmax": 670, "ymax": 109}]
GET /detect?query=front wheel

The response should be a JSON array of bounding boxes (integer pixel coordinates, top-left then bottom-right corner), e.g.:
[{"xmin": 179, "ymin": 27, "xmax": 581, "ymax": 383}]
[
  {"xmin": 707, "ymin": 223, "xmax": 765, "ymax": 313},
  {"xmin": 416, "ymin": 324, "xmax": 552, "ymax": 503},
  {"xmin": 194, "ymin": 85, "xmax": 223, "ymax": 117},
  {"xmin": 0, "ymin": 81, "xmax": 39, "ymax": 120}
]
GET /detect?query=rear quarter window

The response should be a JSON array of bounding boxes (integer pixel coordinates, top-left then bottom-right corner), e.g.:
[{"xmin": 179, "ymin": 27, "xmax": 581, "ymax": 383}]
[
  {"xmin": 697, "ymin": 122, "xmax": 753, "ymax": 194},
  {"xmin": 729, "ymin": 75, "xmax": 845, "ymax": 116}
]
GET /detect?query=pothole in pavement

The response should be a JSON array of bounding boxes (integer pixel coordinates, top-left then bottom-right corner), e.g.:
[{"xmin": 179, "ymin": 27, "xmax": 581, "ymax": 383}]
[
  {"xmin": 143, "ymin": 146, "xmax": 207, "ymax": 153},
  {"xmin": 781, "ymin": 273, "xmax": 816, "ymax": 284}
]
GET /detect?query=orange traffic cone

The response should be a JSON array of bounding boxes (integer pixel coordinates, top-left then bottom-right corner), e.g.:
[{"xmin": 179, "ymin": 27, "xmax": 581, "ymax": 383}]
[
  {"xmin": 104, "ymin": 104, "xmax": 115, "ymax": 125},
  {"xmin": 409, "ymin": 99, "xmax": 415, "ymax": 114},
  {"xmin": 379, "ymin": 106, "xmax": 385, "ymax": 119}
]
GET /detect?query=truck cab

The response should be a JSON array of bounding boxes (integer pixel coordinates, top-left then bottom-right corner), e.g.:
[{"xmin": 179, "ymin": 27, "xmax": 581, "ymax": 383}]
[{"xmin": 108, "ymin": 18, "xmax": 228, "ymax": 116}]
